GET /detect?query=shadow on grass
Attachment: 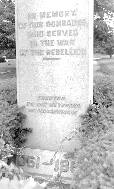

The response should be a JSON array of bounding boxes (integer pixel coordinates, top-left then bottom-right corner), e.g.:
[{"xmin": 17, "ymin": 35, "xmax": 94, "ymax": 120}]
[{"xmin": 0, "ymin": 67, "xmax": 16, "ymax": 79}]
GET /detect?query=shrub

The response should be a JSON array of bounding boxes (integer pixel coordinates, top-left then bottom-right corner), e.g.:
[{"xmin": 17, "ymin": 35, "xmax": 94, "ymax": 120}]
[
  {"xmin": 0, "ymin": 86, "xmax": 32, "ymax": 163},
  {"xmin": 69, "ymin": 74, "xmax": 114, "ymax": 188},
  {"xmin": 0, "ymin": 159, "xmax": 46, "ymax": 189},
  {"xmin": 94, "ymin": 75, "xmax": 114, "ymax": 108},
  {"xmin": 0, "ymin": 85, "xmax": 17, "ymax": 105},
  {"xmin": 69, "ymin": 132, "xmax": 114, "ymax": 189},
  {"xmin": 80, "ymin": 75, "xmax": 114, "ymax": 139}
]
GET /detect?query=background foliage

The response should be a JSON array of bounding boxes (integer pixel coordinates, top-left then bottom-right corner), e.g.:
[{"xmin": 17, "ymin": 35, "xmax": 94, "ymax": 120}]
[
  {"xmin": 0, "ymin": 85, "xmax": 32, "ymax": 148},
  {"xmin": 0, "ymin": 0, "xmax": 15, "ymax": 57},
  {"xmin": 94, "ymin": 0, "xmax": 114, "ymax": 56}
]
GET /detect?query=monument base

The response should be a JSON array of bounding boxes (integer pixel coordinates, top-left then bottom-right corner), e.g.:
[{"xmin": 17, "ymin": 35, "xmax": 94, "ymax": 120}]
[{"xmin": 16, "ymin": 148, "xmax": 76, "ymax": 183}]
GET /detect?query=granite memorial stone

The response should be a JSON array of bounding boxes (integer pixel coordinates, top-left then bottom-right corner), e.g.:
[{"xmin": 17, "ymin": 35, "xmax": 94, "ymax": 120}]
[{"xmin": 16, "ymin": 0, "xmax": 93, "ymax": 179}]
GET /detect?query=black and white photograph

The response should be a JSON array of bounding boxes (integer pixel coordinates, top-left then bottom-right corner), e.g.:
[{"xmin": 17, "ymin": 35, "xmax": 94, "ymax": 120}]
[{"xmin": 0, "ymin": 0, "xmax": 114, "ymax": 188}]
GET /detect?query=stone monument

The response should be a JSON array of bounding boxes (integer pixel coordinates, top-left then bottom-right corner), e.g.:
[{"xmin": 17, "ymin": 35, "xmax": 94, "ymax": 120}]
[{"xmin": 16, "ymin": 0, "xmax": 93, "ymax": 180}]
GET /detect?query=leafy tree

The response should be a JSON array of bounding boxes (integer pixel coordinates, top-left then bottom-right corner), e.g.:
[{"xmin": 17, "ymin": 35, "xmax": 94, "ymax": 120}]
[
  {"xmin": 94, "ymin": 0, "xmax": 114, "ymax": 56},
  {"xmin": 94, "ymin": 0, "xmax": 114, "ymax": 16},
  {"xmin": 94, "ymin": 19, "xmax": 111, "ymax": 45},
  {"xmin": 0, "ymin": 0, "xmax": 15, "ymax": 51},
  {"xmin": 94, "ymin": 18, "xmax": 114, "ymax": 57}
]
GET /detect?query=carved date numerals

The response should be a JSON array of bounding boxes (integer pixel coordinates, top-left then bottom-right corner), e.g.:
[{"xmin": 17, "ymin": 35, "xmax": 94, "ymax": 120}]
[
  {"xmin": 16, "ymin": 155, "xmax": 76, "ymax": 173},
  {"xmin": 16, "ymin": 155, "xmax": 40, "ymax": 169}
]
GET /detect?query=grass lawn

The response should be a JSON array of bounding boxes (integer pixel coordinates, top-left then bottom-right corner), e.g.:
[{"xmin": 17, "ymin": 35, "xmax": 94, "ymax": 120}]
[
  {"xmin": 95, "ymin": 57, "xmax": 114, "ymax": 96},
  {"xmin": 98, "ymin": 62, "xmax": 114, "ymax": 76},
  {"xmin": 95, "ymin": 57, "xmax": 114, "ymax": 80},
  {"xmin": 0, "ymin": 56, "xmax": 113, "ymax": 85},
  {"xmin": 0, "ymin": 59, "xmax": 16, "ymax": 90},
  {"xmin": 0, "ymin": 56, "xmax": 114, "ymax": 91},
  {"xmin": 0, "ymin": 57, "xmax": 114, "ymax": 119},
  {"xmin": 94, "ymin": 53, "xmax": 114, "ymax": 59},
  {"xmin": 0, "ymin": 56, "xmax": 114, "ymax": 116},
  {"xmin": 0, "ymin": 59, "xmax": 16, "ymax": 79},
  {"xmin": 95, "ymin": 57, "xmax": 114, "ymax": 118}
]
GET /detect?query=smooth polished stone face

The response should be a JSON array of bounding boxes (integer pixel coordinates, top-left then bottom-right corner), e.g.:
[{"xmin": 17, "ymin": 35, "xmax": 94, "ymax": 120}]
[{"xmin": 16, "ymin": 0, "xmax": 93, "ymax": 152}]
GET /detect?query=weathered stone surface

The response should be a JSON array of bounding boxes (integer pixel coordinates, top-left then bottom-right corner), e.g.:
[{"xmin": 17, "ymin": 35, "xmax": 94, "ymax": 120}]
[
  {"xmin": 16, "ymin": 0, "xmax": 93, "ymax": 152},
  {"xmin": 16, "ymin": 0, "xmax": 93, "ymax": 180}
]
